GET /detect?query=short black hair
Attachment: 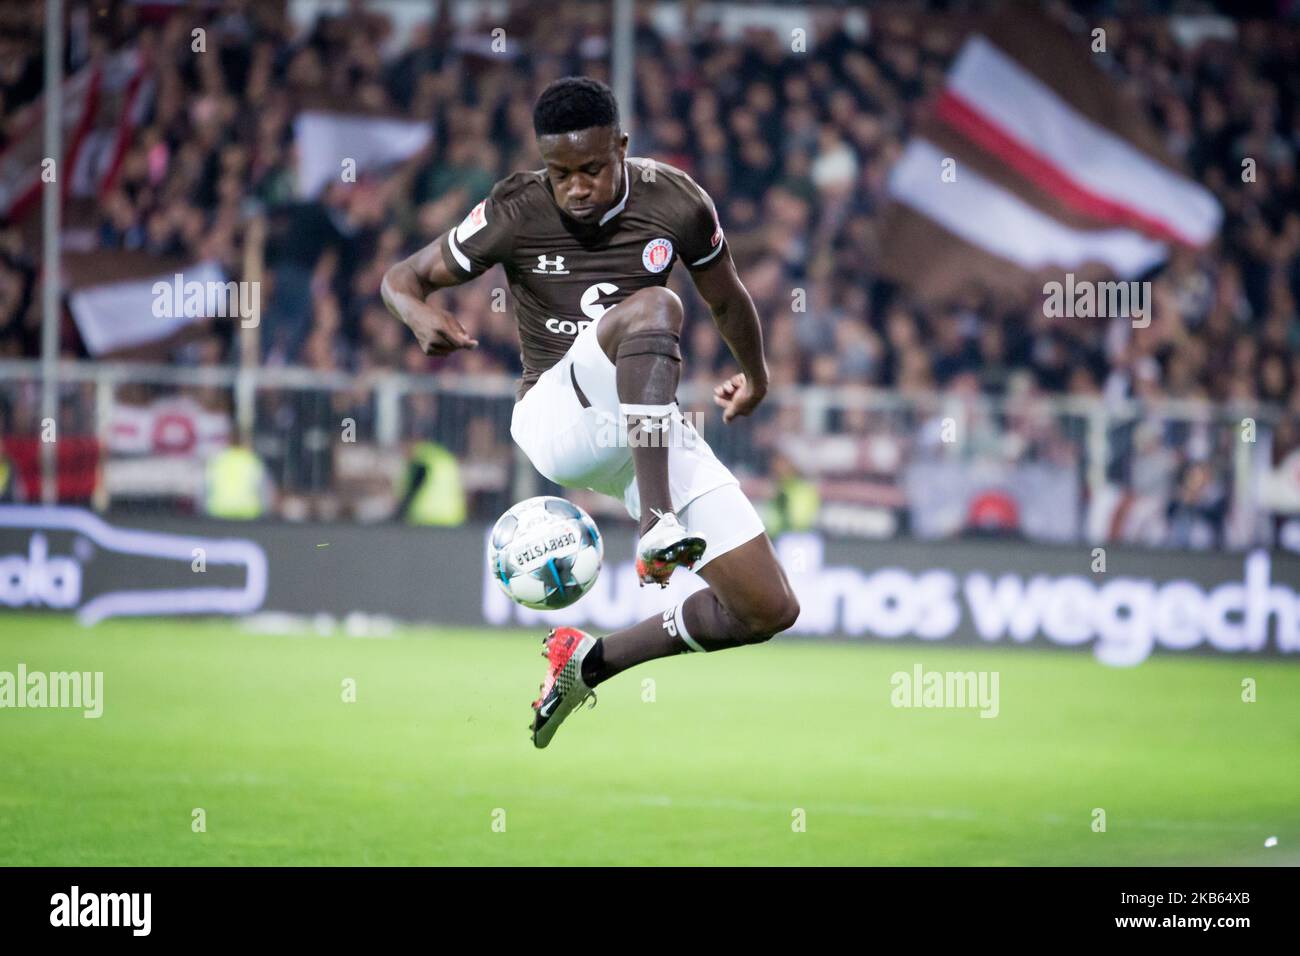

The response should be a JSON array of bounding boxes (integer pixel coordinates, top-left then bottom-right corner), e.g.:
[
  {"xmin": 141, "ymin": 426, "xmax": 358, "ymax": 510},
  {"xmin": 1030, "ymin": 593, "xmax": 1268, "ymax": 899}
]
[{"xmin": 533, "ymin": 77, "xmax": 620, "ymax": 137}]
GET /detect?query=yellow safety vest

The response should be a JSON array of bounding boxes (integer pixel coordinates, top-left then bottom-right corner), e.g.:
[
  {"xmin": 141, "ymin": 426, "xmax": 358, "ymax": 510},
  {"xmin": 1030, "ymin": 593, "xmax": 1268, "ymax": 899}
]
[
  {"xmin": 765, "ymin": 476, "xmax": 820, "ymax": 535},
  {"xmin": 405, "ymin": 442, "xmax": 467, "ymax": 527},
  {"xmin": 205, "ymin": 447, "xmax": 266, "ymax": 520}
]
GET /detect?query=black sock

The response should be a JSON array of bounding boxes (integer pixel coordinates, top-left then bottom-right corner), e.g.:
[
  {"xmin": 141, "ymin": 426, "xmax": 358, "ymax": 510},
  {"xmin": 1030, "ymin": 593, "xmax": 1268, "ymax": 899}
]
[
  {"xmin": 581, "ymin": 609, "xmax": 690, "ymax": 686},
  {"xmin": 615, "ymin": 329, "xmax": 681, "ymax": 535},
  {"xmin": 580, "ymin": 638, "xmax": 606, "ymax": 685},
  {"xmin": 580, "ymin": 589, "xmax": 771, "ymax": 687},
  {"xmin": 679, "ymin": 588, "xmax": 770, "ymax": 650}
]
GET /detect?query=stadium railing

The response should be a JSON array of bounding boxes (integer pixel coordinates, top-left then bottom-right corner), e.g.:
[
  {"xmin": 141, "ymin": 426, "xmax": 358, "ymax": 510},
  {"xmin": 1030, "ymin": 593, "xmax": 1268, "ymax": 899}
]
[{"xmin": 0, "ymin": 358, "xmax": 1289, "ymax": 551}]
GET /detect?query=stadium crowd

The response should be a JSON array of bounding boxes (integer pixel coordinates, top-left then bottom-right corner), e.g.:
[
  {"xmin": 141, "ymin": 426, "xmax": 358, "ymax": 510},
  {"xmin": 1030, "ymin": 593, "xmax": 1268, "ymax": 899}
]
[{"xmin": 1, "ymin": 0, "xmax": 1298, "ymax": 545}]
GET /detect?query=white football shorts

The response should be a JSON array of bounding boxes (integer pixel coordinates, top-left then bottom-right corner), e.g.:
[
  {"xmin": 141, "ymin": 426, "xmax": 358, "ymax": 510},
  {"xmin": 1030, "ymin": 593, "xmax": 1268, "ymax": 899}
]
[{"xmin": 509, "ymin": 315, "xmax": 765, "ymax": 569}]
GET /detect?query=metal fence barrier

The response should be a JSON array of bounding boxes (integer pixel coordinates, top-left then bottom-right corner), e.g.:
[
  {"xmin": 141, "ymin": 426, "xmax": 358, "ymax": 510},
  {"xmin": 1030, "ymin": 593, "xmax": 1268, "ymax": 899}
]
[{"xmin": 0, "ymin": 359, "xmax": 1293, "ymax": 551}]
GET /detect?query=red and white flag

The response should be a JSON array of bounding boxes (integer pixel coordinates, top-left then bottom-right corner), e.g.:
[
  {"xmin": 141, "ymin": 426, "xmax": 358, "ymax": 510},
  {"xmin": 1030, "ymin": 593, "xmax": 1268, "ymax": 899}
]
[
  {"xmin": 880, "ymin": 14, "xmax": 1222, "ymax": 301},
  {"xmin": 293, "ymin": 110, "xmax": 432, "ymax": 198},
  {"xmin": 0, "ymin": 48, "xmax": 149, "ymax": 223}
]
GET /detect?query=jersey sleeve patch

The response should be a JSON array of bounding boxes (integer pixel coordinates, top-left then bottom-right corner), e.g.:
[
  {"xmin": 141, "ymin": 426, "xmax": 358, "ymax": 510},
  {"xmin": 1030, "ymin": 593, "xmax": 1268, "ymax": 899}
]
[
  {"xmin": 455, "ymin": 200, "xmax": 489, "ymax": 243},
  {"xmin": 445, "ymin": 190, "xmax": 515, "ymax": 277},
  {"xmin": 689, "ymin": 219, "xmax": 726, "ymax": 267},
  {"xmin": 682, "ymin": 176, "xmax": 727, "ymax": 269}
]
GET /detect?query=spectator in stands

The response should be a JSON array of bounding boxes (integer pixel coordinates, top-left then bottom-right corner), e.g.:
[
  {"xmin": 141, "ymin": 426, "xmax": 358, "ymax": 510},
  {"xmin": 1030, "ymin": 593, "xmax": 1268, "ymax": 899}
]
[
  {"xmin": 204, "ymin": 436, "xmax": 273, "ymax": 521},
  {"xmin": 0, "ymin": 1, "xmax": 1295, "ymax": 546},
  {"xmin": 396, "ymin": 439, "xmax": 467, "ymax": 527}
]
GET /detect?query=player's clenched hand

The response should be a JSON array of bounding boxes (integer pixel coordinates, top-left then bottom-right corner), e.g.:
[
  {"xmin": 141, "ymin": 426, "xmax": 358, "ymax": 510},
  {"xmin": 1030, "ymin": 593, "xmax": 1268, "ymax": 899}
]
[
  {"xmin": 403, "ymin": 302, "xmax": 479, "ymax": 356},
  {"xmin": 713, "ymin": 372, "xmax": 766, "ymax": 423}
]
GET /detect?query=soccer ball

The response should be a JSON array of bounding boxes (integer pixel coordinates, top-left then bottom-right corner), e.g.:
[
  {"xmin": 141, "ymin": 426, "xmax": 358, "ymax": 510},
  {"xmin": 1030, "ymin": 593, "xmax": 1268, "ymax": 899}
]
[{"xmin": 487, "ymin": 496, "xmax": 603, "ymax": 610}]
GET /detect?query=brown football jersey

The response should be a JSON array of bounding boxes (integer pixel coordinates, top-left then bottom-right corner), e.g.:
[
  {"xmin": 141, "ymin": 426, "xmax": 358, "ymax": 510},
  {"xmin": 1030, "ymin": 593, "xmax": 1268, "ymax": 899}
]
[{"xmin": 438, "ymin": 157, "xmax": 727, "ymax": 398}]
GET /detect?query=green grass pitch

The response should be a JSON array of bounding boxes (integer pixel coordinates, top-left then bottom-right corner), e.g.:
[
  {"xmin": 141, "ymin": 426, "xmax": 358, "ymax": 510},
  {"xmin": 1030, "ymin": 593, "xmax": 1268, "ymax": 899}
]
[{"xmin": 1, "ymin": 613, "xmax": 1296, "ymax": 865}]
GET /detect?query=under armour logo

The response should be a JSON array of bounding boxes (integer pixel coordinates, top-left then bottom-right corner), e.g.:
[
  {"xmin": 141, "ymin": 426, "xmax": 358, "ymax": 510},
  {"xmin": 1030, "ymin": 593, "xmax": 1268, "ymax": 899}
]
[
  {"xmin": 533, "ymin": 254, "xmax": 569, "ymax": 275},
  {"xmin": 638, "ymin": 416, "xmax": 670, "ymax": 433}
]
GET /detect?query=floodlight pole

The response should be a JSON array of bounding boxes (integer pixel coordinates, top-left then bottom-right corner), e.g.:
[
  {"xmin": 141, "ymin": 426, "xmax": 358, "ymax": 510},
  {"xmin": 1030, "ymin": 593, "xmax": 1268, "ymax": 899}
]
[
  {"xmin": 612, "ymin": 0, "xmax": 634, "ymax": 139},
  {"xmin": 40, "ymin": 0, "xmax": 64, "ymax": 504}
]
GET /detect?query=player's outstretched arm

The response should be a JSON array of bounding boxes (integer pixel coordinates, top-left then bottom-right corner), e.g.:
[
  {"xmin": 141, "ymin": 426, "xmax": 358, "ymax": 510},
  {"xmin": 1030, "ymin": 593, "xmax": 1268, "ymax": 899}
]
[
  {"xmin": 381, "ymin": 235, "xmax": 480, "ymax": 356},
  {"xmin": 689, "ymin": 251, "xmax": 770, "ymax": 423}
]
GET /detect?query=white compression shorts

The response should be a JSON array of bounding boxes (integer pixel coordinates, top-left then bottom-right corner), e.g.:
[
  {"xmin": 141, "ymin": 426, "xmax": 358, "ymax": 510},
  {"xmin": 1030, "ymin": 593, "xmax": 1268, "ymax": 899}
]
[{"xmin": 509, "ymin": 314, "xmax": 765, "ymax": 569}]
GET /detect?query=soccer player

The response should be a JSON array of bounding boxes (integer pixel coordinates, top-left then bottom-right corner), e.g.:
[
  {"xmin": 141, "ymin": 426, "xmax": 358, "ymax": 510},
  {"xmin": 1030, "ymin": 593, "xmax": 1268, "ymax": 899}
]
[{"xmin": 382, "ymin": 77, "xmax": 800, "ymax": 747}]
